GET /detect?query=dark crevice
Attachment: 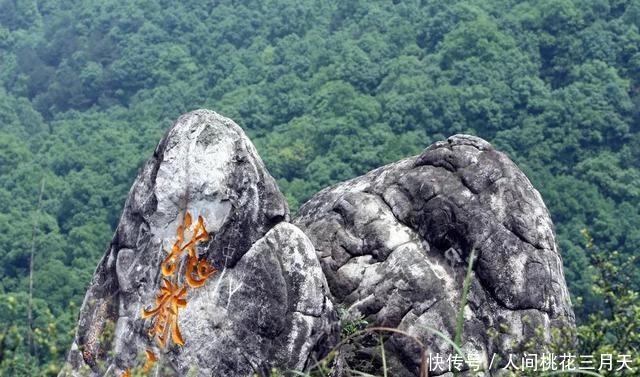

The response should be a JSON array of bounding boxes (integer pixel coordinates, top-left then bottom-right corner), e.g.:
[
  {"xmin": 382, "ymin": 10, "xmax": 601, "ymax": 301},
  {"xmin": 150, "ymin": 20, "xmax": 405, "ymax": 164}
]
[
  {"xmin": 458, "ymin": 172, "xmax": 480, "ymax": 194},
  {"xmin": 501, "ymin": 221, "xmax": 545, "ymax": 251},
  {"xmin": 474, "ymin": 263, "xmax": 553, "ymax": 316},
  {"xmin": 376, "ymin": 188, "xmax": 420, "ymax": 236}
]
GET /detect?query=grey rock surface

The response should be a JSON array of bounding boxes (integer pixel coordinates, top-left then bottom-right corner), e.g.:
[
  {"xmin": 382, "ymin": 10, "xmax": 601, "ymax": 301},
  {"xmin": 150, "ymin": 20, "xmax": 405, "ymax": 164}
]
[
  {"xmin": 61, "ymin": 109, "xmax": 574, "ymax": 377},
  {"xmin": 59, "ymin": 110, "xmax": 335, "ymax": 377},
  {"xmin": 293, "ymin": 134, "xmax": 575, "ymax": 376}
]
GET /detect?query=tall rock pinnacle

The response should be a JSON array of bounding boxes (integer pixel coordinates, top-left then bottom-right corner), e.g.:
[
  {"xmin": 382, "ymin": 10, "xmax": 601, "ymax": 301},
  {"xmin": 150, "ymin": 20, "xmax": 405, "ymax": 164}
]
[{"xmin": 59, "ymin": 110, "xmax": 335, "ymax": 377}]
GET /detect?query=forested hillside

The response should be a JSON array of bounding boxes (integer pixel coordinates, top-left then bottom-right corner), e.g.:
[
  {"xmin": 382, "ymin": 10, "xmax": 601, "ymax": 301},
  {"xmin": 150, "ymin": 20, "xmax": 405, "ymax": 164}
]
[{"xmin": 0, "ymin": 0, "xmax": 639, "ymax": 374}]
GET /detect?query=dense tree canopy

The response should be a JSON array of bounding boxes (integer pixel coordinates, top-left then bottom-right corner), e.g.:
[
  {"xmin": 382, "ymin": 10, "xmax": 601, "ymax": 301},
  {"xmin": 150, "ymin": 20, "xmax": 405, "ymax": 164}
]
[{"xmin": 0, "ymin": 0, "xmax": 639, "ymax": 374}]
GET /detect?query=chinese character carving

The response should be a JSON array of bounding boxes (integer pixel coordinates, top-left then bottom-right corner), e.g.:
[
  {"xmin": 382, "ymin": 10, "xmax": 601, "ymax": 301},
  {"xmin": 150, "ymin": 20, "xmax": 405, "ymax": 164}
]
[
  {"xmin": 142, "ymin": 278, "xmax": 188, "ymax": 347},
  {"xmin": 141, "ymin": 211, "xmax": 217, "ymax": 349}
]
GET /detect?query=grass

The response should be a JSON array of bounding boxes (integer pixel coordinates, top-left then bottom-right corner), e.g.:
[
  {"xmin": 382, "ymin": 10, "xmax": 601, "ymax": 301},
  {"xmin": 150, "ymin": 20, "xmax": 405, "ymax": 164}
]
[
  {"xmin": 379, "ymin": 335, "xmax": 387, "ymax": 377},
  {"xmin": 455, "ymin": 248, "xmax": 476, "ymax": 348}
]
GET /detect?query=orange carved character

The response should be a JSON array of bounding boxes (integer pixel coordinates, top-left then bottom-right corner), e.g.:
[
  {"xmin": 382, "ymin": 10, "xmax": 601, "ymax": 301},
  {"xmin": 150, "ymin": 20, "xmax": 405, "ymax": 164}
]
[
  {"xmin": 141, "ymin": 278, "xmax": 187, "ymax": 347},
  {"xmin": 161, "ymin": 212, "xmax": 191, "ymax": 276},
  {"xmin": 161, "ymin": 213, "xmax": 212, "ymax": 279},
  {"xmin": 142, "ymin": 349, "xmax": 158, "ymax": 372},
  {"xmin": 142, "ymin": 211, "xmax": 217, "ymax": 351},
  {"xmin": 185, "ymin": 255, "xmax": 217, "ymax": 288},
  {"xmin": 184, "ymin": 215, "xmax": 216, "ymax": 287}
]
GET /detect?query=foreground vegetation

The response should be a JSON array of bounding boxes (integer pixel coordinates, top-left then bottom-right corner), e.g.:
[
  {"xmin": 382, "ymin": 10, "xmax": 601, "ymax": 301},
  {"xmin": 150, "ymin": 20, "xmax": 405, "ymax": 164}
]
[{"xmin": 0, "ymin": 0, "xmax": 639, "ymax": 375}]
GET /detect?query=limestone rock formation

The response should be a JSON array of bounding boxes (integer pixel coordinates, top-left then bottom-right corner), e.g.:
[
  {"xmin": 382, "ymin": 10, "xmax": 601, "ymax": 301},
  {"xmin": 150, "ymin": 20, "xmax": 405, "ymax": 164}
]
[
  {"xmin": 59, "ymin": 110, "xmax": 335, "ymax": 377},
  {"xmin": 61, "ymin": 109, "xmax": 575, "ymax": 377},
  {"xmin": 293, "ymin": 134, "xmax": 575, "ymax": 376}
]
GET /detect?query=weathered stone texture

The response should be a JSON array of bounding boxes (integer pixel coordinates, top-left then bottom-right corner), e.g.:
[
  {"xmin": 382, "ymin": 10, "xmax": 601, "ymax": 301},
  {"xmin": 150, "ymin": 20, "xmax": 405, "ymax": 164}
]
[
  {"xmin": 293, "ymin": 134, "xmax": 574, "ymax": 376},
  {"xmin": 61, "ymin": 110, "xmax": 574, "ymax": 377},
  {"xmin": 60, "ymin": 110, "xmax": 334, "ymax": 377}
]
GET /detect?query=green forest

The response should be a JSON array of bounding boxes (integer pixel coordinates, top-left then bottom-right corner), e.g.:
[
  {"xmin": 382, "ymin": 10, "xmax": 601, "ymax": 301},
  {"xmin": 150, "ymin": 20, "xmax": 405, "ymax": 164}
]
[{"xmin": 0, "ymin": 0, "xmax": 638, "ymax": 375}]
